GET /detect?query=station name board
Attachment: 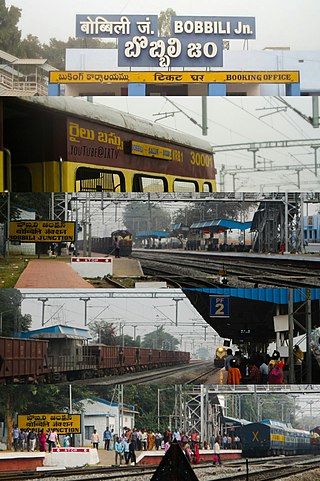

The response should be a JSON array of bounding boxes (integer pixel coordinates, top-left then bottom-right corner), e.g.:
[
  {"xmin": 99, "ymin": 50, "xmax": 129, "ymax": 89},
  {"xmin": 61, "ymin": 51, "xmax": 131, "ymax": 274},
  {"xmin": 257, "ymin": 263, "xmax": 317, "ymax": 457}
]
[
  {"xmin": 76, "ymin": 14, "xmax": 256, "ymax": 67},
  {"xmin": 50, "ymin": 70, "xmax": 300, "ymax": 85},
  {"xmin": 9, "ymin": 220, "xmax": 76, "ymax": 243},
  {"xmin": 18, "ymin": 414, "xmax": 81, "ymax": 434}
]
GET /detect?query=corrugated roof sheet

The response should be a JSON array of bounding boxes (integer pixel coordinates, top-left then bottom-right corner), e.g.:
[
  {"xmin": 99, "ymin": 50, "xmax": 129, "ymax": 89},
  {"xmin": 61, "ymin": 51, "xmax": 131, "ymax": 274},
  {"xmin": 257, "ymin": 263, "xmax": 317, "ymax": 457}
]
[
  {"xmin": 190, "ymin": 219, "xmax": 252, "ymax": 231},
  {"xmin": 183, "ymin": 288, "xmax": 320, "ymax": 304},
  {"xmin": 0, "ymin": 49, "xmax": 18, "ymax": 62},
  {"xmin": 20, "ymin": 324, "xmax": 91, "ymax": 339},
  {"xmin": 12, "ymin": 59, "xmax": 48, "ymax": 65}
]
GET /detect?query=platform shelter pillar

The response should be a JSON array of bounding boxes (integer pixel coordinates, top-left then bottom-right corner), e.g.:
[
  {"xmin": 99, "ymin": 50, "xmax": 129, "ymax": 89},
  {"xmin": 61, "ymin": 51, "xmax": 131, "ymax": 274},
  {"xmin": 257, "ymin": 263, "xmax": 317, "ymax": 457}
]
[
  {"xmin": 208, "ymin": 83, "xmax": 227, "ymax": 96},
  {"xmin": 285, "ymin": 83, "xmax": 300, "ymax": 96},
  {"xmin": 128, "ymin": 83, "xmax": 146, "ymax": 96},
  {"xmin": 48, "ymin": 84, "xmax": 61, "ymax": 96}
]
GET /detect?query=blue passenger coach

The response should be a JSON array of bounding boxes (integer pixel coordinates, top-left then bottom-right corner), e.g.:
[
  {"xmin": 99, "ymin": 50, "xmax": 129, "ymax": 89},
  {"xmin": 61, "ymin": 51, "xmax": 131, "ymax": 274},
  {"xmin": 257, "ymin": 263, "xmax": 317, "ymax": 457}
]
[{"xmin": 241, "ymin": 420, "xmax": 310, "ymax": 457}]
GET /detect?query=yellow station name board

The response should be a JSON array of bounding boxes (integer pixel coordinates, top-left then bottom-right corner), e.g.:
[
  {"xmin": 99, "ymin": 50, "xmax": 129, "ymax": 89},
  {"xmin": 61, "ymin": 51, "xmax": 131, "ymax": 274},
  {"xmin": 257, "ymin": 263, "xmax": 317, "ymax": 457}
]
[
  {"xmin": 9, "ymin": 220, "xmax": 76, "ymax": 243},
  {"xmin": 18, "ymin": 414, "xmax": 81, "ymax": 434},
  {"xmin": 50, "ymin": 70, "xmax": 300, "ymax": 84}
]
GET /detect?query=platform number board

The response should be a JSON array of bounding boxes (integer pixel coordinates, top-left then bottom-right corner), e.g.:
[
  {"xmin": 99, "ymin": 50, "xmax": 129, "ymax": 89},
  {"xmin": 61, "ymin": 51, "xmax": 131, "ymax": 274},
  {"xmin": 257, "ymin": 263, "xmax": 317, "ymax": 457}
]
[{"xmin": 210, "ymin": 295, "xmax": 230, "ymax": 318}]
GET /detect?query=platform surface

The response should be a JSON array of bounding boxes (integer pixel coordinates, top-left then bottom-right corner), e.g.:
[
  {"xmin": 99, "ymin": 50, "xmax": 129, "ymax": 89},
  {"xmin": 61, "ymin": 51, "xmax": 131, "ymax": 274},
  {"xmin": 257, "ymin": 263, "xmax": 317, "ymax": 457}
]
[{"xmin": 15, "ymin": 259, "xmax": 94, "ymax": 288}]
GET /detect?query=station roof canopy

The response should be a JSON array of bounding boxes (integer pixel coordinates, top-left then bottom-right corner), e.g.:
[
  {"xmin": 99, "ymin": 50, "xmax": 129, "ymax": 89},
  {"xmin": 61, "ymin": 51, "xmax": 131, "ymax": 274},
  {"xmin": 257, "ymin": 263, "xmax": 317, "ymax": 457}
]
[
  {"xmin": 183, "ymin": 288, "xmax": 320, "ymax": 344},
  {"xmin": 223, "ymin": 416, "xmax": 251, "ymax": 427},
  {"xmin": 136, "ymin": 230, "xmax": 170, "ymax": 239},
  {"xmin": 190, "ymin": 219, "xmax": 252, "ymax": 231},
  {"xmin": 19, "ymin": 324, "xmax": 91, "ymax": 340}
]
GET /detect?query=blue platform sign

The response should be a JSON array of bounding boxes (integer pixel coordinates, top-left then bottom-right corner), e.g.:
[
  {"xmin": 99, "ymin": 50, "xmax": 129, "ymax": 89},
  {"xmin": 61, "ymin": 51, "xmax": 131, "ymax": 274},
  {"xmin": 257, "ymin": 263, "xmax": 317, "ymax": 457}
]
[
  {"xmin": 210, "ymin": 295, "xmax": 230, "ymax": 318},
  {"xmin": 75, "ymin": 14, "xmax": 256, "ymax": 68}
]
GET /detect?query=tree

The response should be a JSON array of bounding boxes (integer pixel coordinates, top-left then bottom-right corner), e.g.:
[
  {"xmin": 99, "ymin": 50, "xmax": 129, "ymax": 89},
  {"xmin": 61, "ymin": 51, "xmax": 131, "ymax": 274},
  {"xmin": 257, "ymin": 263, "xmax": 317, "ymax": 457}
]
[
  {"xmin": 158, "ymin": 8, "xmax": 176, "ymax": 36},
  {"xmin": 141, "ymin": 325, "xmax": 179, "ymax": 350},
  {"xmin": 0, "ymin": 289, "xmax": 32, "ymax": 336},
  {"xmin": 11, "ymin": 193, "xmax": 51, "ymax": 220},
  {"xmin": 122, "ymin": 202, "xmax": 171, "ymax": 236},
  {"xmin": 18, "ymin": 34, "xmax": 43, "ymax": 59},
  {"xmin": 0, "ymin": 0, "xmax": 21, "ymax": 55},
  {"xmin": 0, "ymin": 385, "xmax": 96, "ymax": 449},
  {"xmin": 89, "ymin": 320, "xmax": 118, "ymax": 345},
  {"xmin": 114, "ymin": 334, "xmax": 140, "ymax": 347}
]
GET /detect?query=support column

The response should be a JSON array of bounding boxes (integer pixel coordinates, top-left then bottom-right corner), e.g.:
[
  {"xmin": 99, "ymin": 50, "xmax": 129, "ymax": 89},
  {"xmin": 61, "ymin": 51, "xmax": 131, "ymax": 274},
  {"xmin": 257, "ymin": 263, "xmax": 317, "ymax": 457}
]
[
  {"xmin": 208, "ymin": 83, "xmax": 227, "ymax": 96},
  {"xmin": 288, "ymin": 289, "xmax": 295, "ymax": 384},
  {"xmin": 306, "ymin": 294, "xmax": 312, "ymax": 383},
  {"xmin": 128, "ymin": 83, "xmax": 146, "ymax": 96},
  {"xmin": 285, "ymin": 83, "xmax": 300, "ymax": 96},
  {"xmin": 48, "ymin": 84, "xmax": 61, "ymax": 96}
]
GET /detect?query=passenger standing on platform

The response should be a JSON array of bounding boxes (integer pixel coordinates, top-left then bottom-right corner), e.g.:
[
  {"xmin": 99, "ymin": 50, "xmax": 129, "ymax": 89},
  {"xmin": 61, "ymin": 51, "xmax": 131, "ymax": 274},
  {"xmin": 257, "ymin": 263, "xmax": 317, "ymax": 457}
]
[
  {"xmin": 155, "ymin": 431, "xmax": 162, "ymax": 450},
  {"xmin": 28, "ymin": 429, "xmax": 37, "ymax": 452},
  {"xmin": 222, "ymin": 434, "xmax": 228, "ymax": 449},
  {"xmin": 39, "ymin": 429, "xmax": 47, "ymax": 452},
  {"xmin": 227, "ymin": 359, "xmax": 242, "ymax": 385},
  {"xmin": 47, "ymin": 429, "xmax": 58, "ymax": 452},
  {"xmin": 141, "ymin": 429, "xmax": 148, "ymax": 450},
  {"xmin": 114, "ymin": 437, "xmax": 124, "ymax": 464},
  {"xmin": 132, "ymin": 429, "xmax": 138, "ymax": 450},
  {"xmin": 269, "ymin": 363, "xmax": 284, "ymax": 384},
  {"xmin": 259, "ymin": 359, "xmax": 269, "ymax": 384},
  {"xmin": 129, "ymin": 440, "xmax": 136, "ymax": 465},
  {"xmin": 114, "ymin": 238, "xmax": 120, "ymax": 258},
  {"xmin": 224, "ymin": 349, "xmax": 234, "ymax": 371},
  {"xmin": 12, "ymin": 426, "xmax": 19, "ymax": 451},
  {"xmin": 124, "ymin": 438, "xmax": 131, "ymax": 464},
  {"xmin": 247, "ymin": 362, "xmax": 261, "ymax": 384},
  {"xmin": 213, "ymin": 438, "xmax": 222, "ymax": 466},
  {"xmin": 103, "ymin": 427, "xmax": 111, "ymax": 450},
  {"xmin": 19, "ymin": 429, "xmax": 27, "ymax": 451},
  {"xmin": 91, "ymin": 429, "xmax": 100, "ymax": 449},
  {"xmin": 63, "ymin": 434, "xmax": 71, "ymax": 447}
]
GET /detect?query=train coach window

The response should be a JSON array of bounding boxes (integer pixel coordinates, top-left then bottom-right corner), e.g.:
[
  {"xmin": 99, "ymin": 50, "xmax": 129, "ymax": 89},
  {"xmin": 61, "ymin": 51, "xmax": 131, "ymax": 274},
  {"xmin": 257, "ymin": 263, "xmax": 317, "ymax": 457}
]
[
  {"xmin": 203, "ymin": 182, "xmax": 212, "ymax": 192},
  {"xmin": 174, "ymin": 180, "xmax": 198, "ymax": 192},
  {"xmin": 132, "ymin": 174, "xmax": 167, "ymax": 192},
  {"xmin": 76, "ymin": 167, "xmax": 124, "ymax": 192},
  {"xmin": 12, "ymin": 166, "xmax": 32, "ymax": 192}
]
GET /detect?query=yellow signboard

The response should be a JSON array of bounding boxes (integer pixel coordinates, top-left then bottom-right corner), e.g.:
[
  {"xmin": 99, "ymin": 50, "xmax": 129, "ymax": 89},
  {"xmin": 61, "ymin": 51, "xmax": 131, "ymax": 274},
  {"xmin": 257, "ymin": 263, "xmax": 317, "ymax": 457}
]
[
  {"xmin": 18, "ymin": 414, "xmax": 81, "ymax": 434},
  {"xmin": 50, "ymin": 70, "xmax": 300, "ymax": 84},
  {"xmin": 9, "ymin": 220, "xmax": 76, "ymax": 243},
  {"xmin": 130, "ymin": 141, "xmax": 173, "ymax": 161}
]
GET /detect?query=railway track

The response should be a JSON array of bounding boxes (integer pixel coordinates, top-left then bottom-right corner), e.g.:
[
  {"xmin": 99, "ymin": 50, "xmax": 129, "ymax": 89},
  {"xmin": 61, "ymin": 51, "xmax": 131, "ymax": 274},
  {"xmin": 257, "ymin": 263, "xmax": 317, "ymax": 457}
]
[
  {"xmin": 215, "ymin": 457, "xmax": 320, "ymax": 481},
  {"xmin": 2, "ymin": 454, "xmax": 318, "ymax": 481},
  {"xmin": 66, "ymin": 360, "xmax": 214, "ymax": 386},
  {"xmin": 132, "ymin": 250, "xmax": 320, "ymax": 288}
]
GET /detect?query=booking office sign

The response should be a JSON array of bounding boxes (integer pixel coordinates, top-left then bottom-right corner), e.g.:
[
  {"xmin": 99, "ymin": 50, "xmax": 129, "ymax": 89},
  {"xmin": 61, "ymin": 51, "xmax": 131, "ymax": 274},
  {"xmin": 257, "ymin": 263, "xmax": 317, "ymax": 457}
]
[{"xmin": 76, "ymin": 15, "xmax": 256, "ymax": 68}]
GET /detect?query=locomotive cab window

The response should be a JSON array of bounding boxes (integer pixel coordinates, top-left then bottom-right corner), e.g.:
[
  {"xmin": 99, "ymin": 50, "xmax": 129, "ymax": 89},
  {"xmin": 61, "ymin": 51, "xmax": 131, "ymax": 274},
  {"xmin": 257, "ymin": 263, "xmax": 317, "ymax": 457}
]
[
  {"xmin": 75, "ymin": 167, "xmax": 124, "ymax": 192},
  {"xmin": 203, "ymin": 182, "xmax": 213, "ymax": 192},
  {"xmin": 174, "ymin": 179, "xmax": 198, "ymax": 192},
  {"xmin": 132, "ymin": 174, "xmax": 167, "ymax": 192}
]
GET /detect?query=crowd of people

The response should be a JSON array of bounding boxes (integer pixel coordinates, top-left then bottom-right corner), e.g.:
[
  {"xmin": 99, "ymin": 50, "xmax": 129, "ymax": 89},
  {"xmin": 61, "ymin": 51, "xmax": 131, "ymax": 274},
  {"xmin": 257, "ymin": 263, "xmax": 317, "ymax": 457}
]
[
  {"xmin": 12, "ymin": 424, "xmax": 241, "ymax": 467},
  {"xmin": 224, "ymin": 348, "xmax": 288, "ymax": 385},
  {"xmin": 11, "ymin": 427, "xmax": 64, "ymax": 453}
]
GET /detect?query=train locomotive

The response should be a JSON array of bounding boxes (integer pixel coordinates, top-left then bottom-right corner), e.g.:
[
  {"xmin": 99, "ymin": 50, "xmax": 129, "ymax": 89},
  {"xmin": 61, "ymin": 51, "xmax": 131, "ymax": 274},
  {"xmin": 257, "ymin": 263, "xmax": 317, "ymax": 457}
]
[
  {"xmin": 214, "ymin": 346, "xmax": 228, "ymax": 367},
  {"xmin": 88, "ymin": 229, "xmax": 133, "ymax": 257},
  {"xmin": 241, "ymin": 420, "xmax": 311, "ymax": 457},
  {"xmin": 0, "ymin": 335, "xmax": 190, "ymax": 384}
]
